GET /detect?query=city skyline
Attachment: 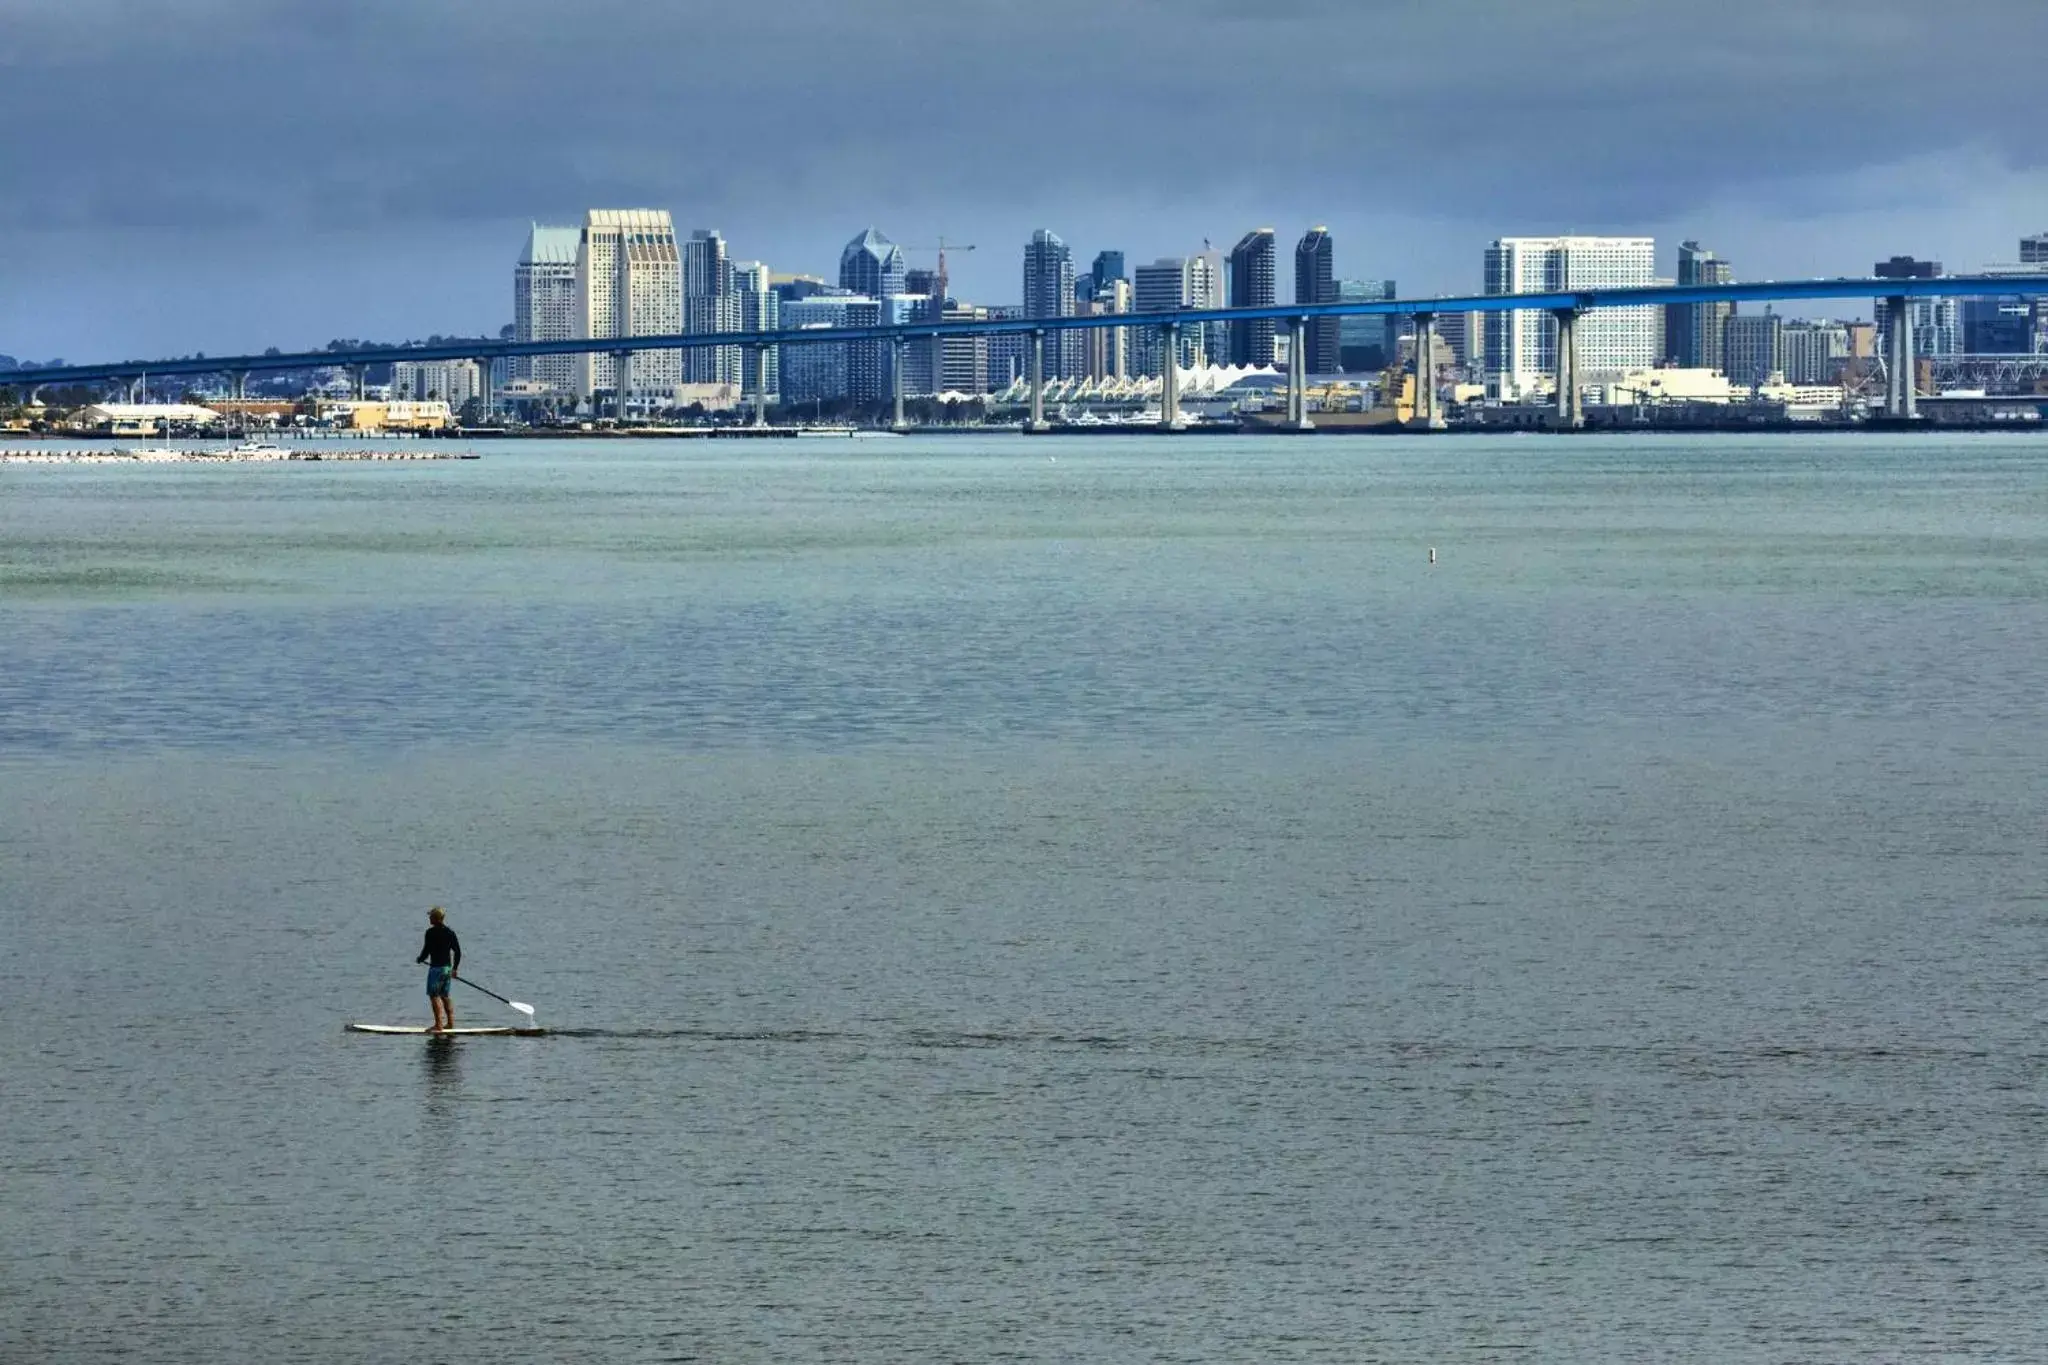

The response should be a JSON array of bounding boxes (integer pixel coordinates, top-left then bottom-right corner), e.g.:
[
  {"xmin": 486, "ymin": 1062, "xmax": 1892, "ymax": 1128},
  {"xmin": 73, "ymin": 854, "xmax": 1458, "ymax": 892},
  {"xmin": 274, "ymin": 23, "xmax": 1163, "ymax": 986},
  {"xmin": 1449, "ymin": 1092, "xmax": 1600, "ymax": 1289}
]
[{"xmin": 4, "ymin": 0, "xmax": 2046, "ymax": 360}]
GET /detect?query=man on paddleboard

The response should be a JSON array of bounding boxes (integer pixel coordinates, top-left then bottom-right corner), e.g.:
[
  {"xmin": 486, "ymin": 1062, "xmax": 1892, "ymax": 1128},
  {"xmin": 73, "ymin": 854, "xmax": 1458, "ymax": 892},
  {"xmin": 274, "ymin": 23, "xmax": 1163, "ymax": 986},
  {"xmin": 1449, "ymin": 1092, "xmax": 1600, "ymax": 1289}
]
[{"xmin": 416, "ymin": 906, "xmax": 462, "ymax": 1032}]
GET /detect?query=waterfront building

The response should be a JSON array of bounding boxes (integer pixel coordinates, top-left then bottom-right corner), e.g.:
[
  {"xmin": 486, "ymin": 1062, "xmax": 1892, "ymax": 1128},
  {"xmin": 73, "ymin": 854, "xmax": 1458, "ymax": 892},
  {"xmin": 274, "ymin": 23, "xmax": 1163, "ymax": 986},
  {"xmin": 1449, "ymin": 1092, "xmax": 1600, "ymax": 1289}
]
[
  {"xmin": 731, "ymin": 260, "xmax": 779, "ymax": 401},
  {"xmin": 390, "ymin": 359, "xmax": 481, "ymax": 407},
  {"xmin": 681, "ymin": 229, "xmax": 740, "ymax": 386},
  {"xmin": 939, "ymin": 303, "xmax": 990, "ymax": 394},
  {"xmin": 1779, "ymin": 319, "xmax": 1850, "ymax": 385},
  {"xmin": 1872, "ymin": 256, "xmax": 1960, "ymax": 359},
  {"xmin": 1293, "ymin": 228, "xmax": 1339, "ymax": 374},
  {"xmin": 2022, "ymin": 233, "xmax": 2048, "ymax": 266},
  {"xmin": 779, "ymin": 293, "xmax": 879, "ymax": 404},
  {"xmin": 1022, "ymin": 229, "xmax": 1080, "ymax": 378},
  {"xmin": 1336, "ymin": 276, "xmax": 1395, "ymax": 370},
  {"xmin": 1722, "ymin": 311, "xmax": 1783, "ymax": 388},
  {"xmin": 1483, "ymin": 235, "xmax": 1656, "ymax": 399},
  {"xmin": 1227, "ymin": 229, "xmax": 1277, "ymax": 367},
  {"xmin": 514, "ymin": 224, "xmax": 580, "ymax": 394},
  {"xmin": 575, "ymin": 209, "xmax": 684, "ymax": 413},
  {"xmin": 1962, "ymin": 297, "xmax": 2034, "ymax": 354},
  {"xmin": 1671, "ymin": 240, "xmax": 1735, "ymax": 370},
  {"xmin": 985, "ymin": 305, "xmax": 1028, "ymax": 389}
]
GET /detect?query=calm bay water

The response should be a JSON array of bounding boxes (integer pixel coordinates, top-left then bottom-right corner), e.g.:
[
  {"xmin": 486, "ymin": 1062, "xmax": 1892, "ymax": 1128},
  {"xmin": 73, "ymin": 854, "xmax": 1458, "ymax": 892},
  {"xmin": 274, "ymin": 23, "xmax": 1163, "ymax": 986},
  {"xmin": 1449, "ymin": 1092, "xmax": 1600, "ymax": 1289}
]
[{"xmin": 3, "ymin": 434, "xmax": 2045, "ymax": 1361}]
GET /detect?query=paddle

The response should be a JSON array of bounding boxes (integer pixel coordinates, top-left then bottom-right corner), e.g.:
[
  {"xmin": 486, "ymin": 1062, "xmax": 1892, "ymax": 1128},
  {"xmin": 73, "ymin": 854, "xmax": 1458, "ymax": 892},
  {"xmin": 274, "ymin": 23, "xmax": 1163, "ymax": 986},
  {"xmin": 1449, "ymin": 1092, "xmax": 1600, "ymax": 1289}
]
[{"xmin": 454, "ymin": 974, "xmax": 537, "ymax": 1019}]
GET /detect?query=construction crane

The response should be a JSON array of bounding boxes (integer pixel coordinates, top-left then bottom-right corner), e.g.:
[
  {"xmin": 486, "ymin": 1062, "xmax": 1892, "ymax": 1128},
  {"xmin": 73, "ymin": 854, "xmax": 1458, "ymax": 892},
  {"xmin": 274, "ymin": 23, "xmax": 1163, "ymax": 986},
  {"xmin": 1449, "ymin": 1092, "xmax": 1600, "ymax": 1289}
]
[{"xmin": 901, "ymin": 239, "xmax": 977, "ymax": 309}]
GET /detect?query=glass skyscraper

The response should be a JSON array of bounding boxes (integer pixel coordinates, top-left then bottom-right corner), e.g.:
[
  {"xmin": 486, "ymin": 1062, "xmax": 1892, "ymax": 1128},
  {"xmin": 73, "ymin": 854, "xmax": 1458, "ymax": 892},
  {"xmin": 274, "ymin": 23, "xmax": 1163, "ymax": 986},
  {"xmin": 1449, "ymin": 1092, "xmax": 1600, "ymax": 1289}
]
[
  {"xmin": 1293, "ymin": 228, "xmax": 1338, "ymax": 374},
  {"xmin": 1228, "ymin": 229, "xmax": 1276, "ymax": 367}
]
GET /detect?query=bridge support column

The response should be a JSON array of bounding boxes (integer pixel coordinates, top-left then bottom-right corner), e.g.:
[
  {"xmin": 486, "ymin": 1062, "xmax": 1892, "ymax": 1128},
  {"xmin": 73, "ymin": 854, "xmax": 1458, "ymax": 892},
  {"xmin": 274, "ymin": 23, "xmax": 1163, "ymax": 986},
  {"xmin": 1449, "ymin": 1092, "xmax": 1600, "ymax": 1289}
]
[
  {"xmin": 1158, "ymin": 323, "xmax": 1183, "ymax": 431},
  {"xmin": 1409, "ymin": 313, "xmax": 1446, "ymax": 430},
  {"xmin": 1552, "ymin": 308, "xmax": 1582, "ymax": 429},
  {"xmin": 231, "ymin": 371, "xmax": 247, "ymax": 402},
  {"xmin": 1288, "ymin": 317, "xmax": 1313, "ymax": 431},
  {"xmin": 892, "ymin": 337, "xmax": 909, "ymax": 433},
  {"xmin": 1026, "ymin": 329, "xmax": 1048, "ymax": 433},
  {"xmin": 128, "ymin": 375, "xmax": 144, "ymax": 404},
  {"xmin": 1885, "ymin": 294, "xmax": 1917, "ymax": 421},
  {"xmin": 474, "ymin": 357, "xmax": 494, "ymax": 421},
  {"xmin": 612, "ymin": 350, "xmax": 631, "ymax": 423},
  {"xmin": 749, "ymin": 346, "xmax": 768, "ymax": 428}
]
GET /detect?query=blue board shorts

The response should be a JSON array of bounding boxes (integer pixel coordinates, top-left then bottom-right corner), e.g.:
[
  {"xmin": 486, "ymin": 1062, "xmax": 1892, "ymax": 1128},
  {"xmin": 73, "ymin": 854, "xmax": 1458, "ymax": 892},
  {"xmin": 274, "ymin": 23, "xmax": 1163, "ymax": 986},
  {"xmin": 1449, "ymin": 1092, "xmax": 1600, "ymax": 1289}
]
[{"xmin": 426, "ymin": 965, "xmax": 453, "ymax": 999}]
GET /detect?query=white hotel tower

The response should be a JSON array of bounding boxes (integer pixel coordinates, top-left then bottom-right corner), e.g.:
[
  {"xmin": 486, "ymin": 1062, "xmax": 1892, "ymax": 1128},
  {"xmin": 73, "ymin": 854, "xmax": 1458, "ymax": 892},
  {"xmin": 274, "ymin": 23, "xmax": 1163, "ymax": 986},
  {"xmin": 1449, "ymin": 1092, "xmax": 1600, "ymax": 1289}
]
[
  {"xmin": 576, "ymin": 209, "xmax": 683, "ymax": 413},
  {"xmin": 1483, "ymin": 236, "xmax": 1657, "ymax": 400},
  {"xmin": 514, "ymin": 224, "xmax": 581, "ymax": 394}
]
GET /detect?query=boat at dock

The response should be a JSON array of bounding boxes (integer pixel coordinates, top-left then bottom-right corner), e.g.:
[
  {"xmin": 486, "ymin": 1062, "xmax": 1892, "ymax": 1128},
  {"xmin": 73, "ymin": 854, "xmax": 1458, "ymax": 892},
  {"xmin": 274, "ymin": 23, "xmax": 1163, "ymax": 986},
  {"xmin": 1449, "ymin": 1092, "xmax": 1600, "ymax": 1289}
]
[{"xmin": 0, "ymin": 444, "xmax": 477, "ymax": 464}]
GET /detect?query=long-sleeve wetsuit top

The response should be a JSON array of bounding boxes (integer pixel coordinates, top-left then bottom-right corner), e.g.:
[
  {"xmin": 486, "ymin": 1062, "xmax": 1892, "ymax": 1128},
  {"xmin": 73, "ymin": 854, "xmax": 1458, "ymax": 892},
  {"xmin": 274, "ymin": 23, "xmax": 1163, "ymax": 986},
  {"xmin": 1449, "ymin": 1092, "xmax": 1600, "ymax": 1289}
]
[{"xmin": 417, "ymin": 925, "xmax": 461, "ymax": 972}]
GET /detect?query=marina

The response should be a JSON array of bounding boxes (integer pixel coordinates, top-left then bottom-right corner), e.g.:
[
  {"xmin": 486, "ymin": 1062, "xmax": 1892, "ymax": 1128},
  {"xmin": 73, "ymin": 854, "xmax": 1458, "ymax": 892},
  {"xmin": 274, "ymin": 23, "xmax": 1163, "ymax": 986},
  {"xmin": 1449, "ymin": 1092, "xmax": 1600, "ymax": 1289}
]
[{"xmin": 0, "ymin": 441, "xmax": 477, "ymax": 463}]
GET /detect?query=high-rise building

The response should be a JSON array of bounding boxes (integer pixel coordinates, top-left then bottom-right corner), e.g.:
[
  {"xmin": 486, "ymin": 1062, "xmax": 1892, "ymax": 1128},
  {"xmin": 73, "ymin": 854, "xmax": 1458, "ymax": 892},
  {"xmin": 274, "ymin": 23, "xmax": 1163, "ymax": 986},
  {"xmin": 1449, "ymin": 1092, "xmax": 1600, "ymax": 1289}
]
[
  {"xmin": 731, "ymin": 260, "xmax": 778, "ymax": 400},
  {"xmin": 771, "ymin": 275, "xmax": 828, "ymax": 303},
  {"xmin": 901, "ymin": 268, "xmax": 945, "ymax": 397},
  {"xmin": 1082, "ymin": 277, "xmax": 1132, "ymax": 381},
  {"xmin": 1091, "ymin": 251, "xmax": 1126, "ymax": 294},
  {"xmin": 1779, "ymin": 319, "xmax": 1850, "ymax": 384},
  {"xmin": 1671, "ymin": 240, "xmax": 1735, "ymax": 370},
  {"xmin": 779, "ymin": 293, "xmax": 880, "ymax": 404},
  {"xmin": 1193, "ymin": 248, "xmax": 1226, "ymax": 366},
  {"xmin": 680, "ymin": 229, "xmax": 741, "ymax": 386},
  {"xmin": 1722, "ymin": 311, "xmax": 1783, "ymax": 387},
  {"xmin": 1872, "ymin": 256, "xmax": 1960, "ymax": 358},
  {"xmin": 1962, "ymin": 297, "xmax": 2034, "ymax": 354},
  {"xmin": 1131, "ymin": 257, "xmax": 1218, "ymax": 374},
  {"xmin": 2021, "ymin": 233, "xmax": 2048, "ymax": 265},
  {"xmin": 1336, "ymin": 277, "xmax": 1395, "ymax": 370},
  {"xmin": 1228, "ymin": 229, "xmax": 1277, "ymax": 366},
  {"xmin": 838, "ymin": 229, "xmax": 905, "ymax": 401},
  {"xmin": 514, "ymin": 224, "xmax": 581, "ymax": 394},
  {"xmin": 985, "ymin": 306, "xmax": 1028, "ymax": 389},
  {"xmin": 938, "ymin": 303, "xmax": 990, "ymax": 395},
  {"xmin": 1022, "ymin": 229, "xmax": 1079, "ymax": 378},
  {"xmin": 1293, "ymin": 228, "xmax": 1338, "ymax": 374},
  {"xmin": 1433, "ymin": 312, "xmax": 1487, "ymax": 370},
  {"xmin": 839, "ymin": 228, "xmax": 905, "ymax": 297},
  {"xmin": 1482, "ymin": 235, "xmax": 1656, "ymax": 398},
  {"xmin": 576, "ymin": 209, "xmax": 684, "ymax": 412}
]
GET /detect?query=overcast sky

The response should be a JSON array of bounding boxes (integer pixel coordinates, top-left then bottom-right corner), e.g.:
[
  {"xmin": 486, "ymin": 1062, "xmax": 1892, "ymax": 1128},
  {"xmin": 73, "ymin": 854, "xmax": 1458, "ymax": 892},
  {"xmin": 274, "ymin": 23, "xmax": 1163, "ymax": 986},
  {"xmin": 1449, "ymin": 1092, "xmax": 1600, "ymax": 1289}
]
[{"xmin": 4, "ymin": 0, "xmax": 2045, "ymax": 361}]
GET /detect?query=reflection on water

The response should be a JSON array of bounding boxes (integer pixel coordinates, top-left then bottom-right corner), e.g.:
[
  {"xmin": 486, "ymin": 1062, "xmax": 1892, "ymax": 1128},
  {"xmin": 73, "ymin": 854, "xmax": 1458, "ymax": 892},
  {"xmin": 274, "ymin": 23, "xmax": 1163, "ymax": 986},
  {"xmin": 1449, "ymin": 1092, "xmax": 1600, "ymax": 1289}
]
[{"xmin": 420, "ymin": 1033, "xmax": 462, "ymax": 1111}]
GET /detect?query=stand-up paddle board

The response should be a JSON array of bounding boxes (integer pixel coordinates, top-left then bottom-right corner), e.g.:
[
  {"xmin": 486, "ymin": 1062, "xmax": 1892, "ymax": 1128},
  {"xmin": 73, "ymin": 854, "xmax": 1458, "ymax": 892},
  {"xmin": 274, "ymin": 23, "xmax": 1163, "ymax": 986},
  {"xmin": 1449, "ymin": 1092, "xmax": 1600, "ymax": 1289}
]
[{"xmin": 346, "ymin": 1024, "xmax": 547, "ymax": 1036}]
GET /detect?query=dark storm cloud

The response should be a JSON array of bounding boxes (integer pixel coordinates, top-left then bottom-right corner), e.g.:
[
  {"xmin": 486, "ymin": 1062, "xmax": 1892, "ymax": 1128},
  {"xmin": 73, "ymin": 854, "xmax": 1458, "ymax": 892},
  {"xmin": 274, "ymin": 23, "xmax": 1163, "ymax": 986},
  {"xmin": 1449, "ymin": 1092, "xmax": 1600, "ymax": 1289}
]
[{"xmin": 4, "ymin": 0, "xmax": 2046, "ymax": 356}]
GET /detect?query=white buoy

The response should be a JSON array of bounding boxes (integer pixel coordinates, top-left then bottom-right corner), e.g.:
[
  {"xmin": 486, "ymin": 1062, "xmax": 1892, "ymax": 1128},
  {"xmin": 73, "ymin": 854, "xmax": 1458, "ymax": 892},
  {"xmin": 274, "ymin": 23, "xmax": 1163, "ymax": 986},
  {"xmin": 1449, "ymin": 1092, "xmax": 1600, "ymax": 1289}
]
[{"xmin": 1428, "ymin": 546, "xmax": 1437, "ymax": 565}]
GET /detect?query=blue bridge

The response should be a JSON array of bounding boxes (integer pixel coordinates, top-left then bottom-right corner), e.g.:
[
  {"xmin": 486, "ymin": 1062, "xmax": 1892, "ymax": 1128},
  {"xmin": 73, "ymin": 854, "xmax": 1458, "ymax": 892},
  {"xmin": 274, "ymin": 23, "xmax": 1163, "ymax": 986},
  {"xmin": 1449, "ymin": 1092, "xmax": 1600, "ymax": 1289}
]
[{"xmin": 5, "ymin": 274, "xmax": 2043, "ymax": 430}]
